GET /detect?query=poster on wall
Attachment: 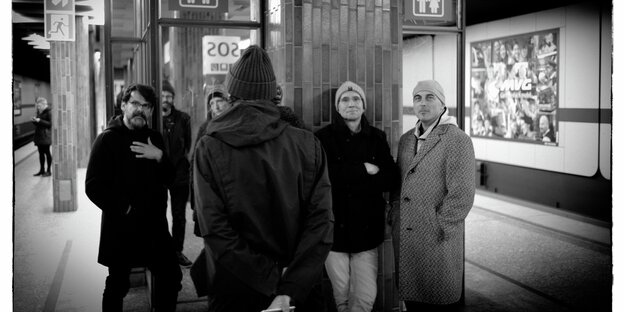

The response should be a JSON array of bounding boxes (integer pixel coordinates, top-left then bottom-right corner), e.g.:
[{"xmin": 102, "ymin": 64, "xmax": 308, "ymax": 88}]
[
  {"xmin": 470, "ymin": 29, "xmax": 559, "ymax": 145},
  {"xmin": 14, "ymin": 79, "xmax": 22, "ymax": 116}
]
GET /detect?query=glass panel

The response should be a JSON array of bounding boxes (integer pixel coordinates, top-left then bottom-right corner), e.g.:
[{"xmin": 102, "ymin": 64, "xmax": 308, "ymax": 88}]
[
  {"xmin": 159, "ymin": 0, "xmax": 260, "ymax": 22},
  {"xmin": 402, "ymin": 33, "xmax": 458, "ymax": 134},
  {"xmin": 112, "ymin": 0, "xmax": 137, "ymax": 37},
  {"xmin": 160, "ymin": 26, "xmax": 260, "ymax": 140},
  {"xmin": 111, "ymin": 41, "xmax": 147, "ymax": 110}
]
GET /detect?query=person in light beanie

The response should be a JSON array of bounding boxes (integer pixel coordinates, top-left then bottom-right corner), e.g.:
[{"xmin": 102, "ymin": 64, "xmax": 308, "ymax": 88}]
[
  {"xmin": 315, "ymin": 80, "xmax": 399, "ymax": 312},
  {"xmin": 192, "ymin": 45, "xmax": 334, "ymax": 312},
  {"xmin": 390, "ymin": 79, "xmax": 475, "ymax": 311}
]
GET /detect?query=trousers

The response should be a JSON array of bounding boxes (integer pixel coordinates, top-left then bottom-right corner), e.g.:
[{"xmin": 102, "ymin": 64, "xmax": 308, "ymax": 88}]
[
  {"xmin": 102, "ymin": 242, "xmax": 182, "ymax": 312},
  {"xmin": 169, "ymin": 183, "xmax": 190, "ymax": 252},
  {"xmin": 325, "ymin": 248, "xmax": 378, "ymax": 312}
]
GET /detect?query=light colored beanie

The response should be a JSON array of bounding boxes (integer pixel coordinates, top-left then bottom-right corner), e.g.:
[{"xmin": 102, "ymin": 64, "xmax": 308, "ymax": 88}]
[
  {"xmin": 225, "ymin": 45, "xmax": 277, "ymax": 101},
  {"xmin": 335, "ymin": 81, "xmax": 366, "ymax": 110},
  {"xmin": 206, "ymin": 84, "xmax": 228, "ymax": 103},
  {"xmin": 412, "ymin": 80, "xmax": 445, "ymax": 105}
]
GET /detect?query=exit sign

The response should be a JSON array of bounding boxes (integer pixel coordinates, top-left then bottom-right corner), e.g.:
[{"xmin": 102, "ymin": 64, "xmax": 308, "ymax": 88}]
[{"xmin": 168, "ymin": 0, "xmax": 228, "ymax": 12}]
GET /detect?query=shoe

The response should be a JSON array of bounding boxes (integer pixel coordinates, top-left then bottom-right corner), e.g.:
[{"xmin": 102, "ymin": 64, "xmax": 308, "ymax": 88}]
[
  {"xmin": 42, "ymin": 171, "xmax": 51, "ymax": 177},
  {"xmin": 33, "ymin": 172, "xmax": 44, "ymax": 176},
  {"xmin": 176, "ymin": 252, "xmax": 193, "ymax": 267}
]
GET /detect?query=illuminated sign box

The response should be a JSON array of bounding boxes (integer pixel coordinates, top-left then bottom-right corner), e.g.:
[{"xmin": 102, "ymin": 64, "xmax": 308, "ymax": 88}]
[
  {"xmin": 404, "ymin": 0, "xmax": 456, "ymax": 26},
  {"xmin": 169, "ymin": 0, "xmax": 228, "ymax": 12},
  {"xmin": 470, "ymin": 29, "xmax": 560, "ymax": 146}
]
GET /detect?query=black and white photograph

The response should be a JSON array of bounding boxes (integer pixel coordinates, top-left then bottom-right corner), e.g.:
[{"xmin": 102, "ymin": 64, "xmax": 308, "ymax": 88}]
[{"xmin": 5, "ymin": 0, "xmax": 619, "ymax": 311}]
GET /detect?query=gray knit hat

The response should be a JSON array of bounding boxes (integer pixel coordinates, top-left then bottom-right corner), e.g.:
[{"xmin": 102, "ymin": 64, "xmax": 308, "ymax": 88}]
[
  {"xmin": 225, "ymin": 45, "xmax": 277, "ymax": 101},
  {"xmin": 412, "ymin": 80, "xmax": 445, "ymax": 105},
  {"xmin": 206, "ymin": 84, "xmax": 228, "ymax": 103},
  {"xmin": 335, "ymin": 81, "xmax": 366, "ymax": 110},
  {"xmin": 162, "ymin": 80, "xmax": 175, "ymax": 97}
]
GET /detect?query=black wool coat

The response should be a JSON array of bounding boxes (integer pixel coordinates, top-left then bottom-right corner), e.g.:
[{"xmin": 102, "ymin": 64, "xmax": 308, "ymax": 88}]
[
  {"xmin": 315, "ymin": 116, "xmax": 400, "ymax": 253},
  {"xmin": 33, "ymin": 107, "xmax": 51, "ymax": 146},
  {"xmin": 162, "ymin": 108, "xmax": 192, "ymax": 186},
  {"xmin": 85, "ymin": 116, "xmax": 175, "ymax": 267}
]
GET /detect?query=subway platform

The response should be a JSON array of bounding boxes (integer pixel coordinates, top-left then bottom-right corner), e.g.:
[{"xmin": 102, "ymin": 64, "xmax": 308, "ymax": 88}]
[{"xmin": 12, "ymin": 141, "xmax": 613, "ymax": 312}]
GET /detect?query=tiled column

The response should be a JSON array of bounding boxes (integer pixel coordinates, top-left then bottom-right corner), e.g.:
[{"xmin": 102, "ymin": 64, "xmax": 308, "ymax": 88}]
[
  {"xmin": 266, "ymin": 1, "xmax": 402, "ymax": 311},
  {"xmin": 49, "ymin": 39, "xmax": 78, "ymax": 212},
  {"xmin": 76, "ymin": 16, "xmax": 92, "ymax": 168}
]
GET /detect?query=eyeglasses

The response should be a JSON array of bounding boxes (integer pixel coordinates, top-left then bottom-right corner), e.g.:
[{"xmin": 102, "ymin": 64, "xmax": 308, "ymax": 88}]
[
  {"xmin": 162, "ymin": 94, "xmax": 174, "ymax": 101},
  {"xmin": 129, "ymin": 100, "xmax": 153, "ymax": 110}
]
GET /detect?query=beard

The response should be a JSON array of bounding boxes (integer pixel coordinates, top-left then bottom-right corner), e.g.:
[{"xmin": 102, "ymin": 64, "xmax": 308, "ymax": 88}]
[
  {"xmin": 129, "ymin": 113, "xmax": 147, "ymax": 129},
  {"xmin": 162, "ymin": 101, "xmax": 172, "ymax": 116}
]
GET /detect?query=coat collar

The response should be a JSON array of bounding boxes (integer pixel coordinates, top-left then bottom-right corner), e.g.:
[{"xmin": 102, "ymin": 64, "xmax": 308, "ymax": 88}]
[
  {"xmin": 331, "ymin": 114, "xmax": 372, "ymax": 137},
  {"xmin": 405, "ymin": 122, "xmax": 452, "ymax": 171}
]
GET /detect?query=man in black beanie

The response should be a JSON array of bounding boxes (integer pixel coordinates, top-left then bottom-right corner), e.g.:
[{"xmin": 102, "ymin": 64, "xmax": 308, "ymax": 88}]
[
  {"xmin": 161, "ymin": 80, "xmax": 193, "ymax": 267},
  {"xmin": 193, "ymin": 45, "xmax": 334, "ymax": 312}
]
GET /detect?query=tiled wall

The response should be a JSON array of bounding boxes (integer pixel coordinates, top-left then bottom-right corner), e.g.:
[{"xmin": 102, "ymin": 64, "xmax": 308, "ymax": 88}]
[
  {"xmin": 266, "ymin": 0, "xmax": 403, "ymax": 156},
  {"xmin": 265, "ymin": 1, "xmax": 403, "ymax": 311},
  {"xmin": 50, "ymin": 39, "xmax": 78, "ymax": 212},
  {"xmin": 76, "ymin": 16, "xmax": 92, "ymax": 169}
]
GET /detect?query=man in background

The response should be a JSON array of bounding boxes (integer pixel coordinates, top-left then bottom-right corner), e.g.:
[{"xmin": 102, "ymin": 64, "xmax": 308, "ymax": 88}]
[{"xmin": 161, "ymin": 80, "xmax": 193, "ymax": 267}]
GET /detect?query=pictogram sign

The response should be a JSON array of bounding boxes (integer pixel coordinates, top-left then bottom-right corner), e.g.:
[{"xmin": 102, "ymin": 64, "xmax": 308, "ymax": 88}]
[{"xmin": 45, "ymin": 0, "xmax": 75, "ymax": 41}]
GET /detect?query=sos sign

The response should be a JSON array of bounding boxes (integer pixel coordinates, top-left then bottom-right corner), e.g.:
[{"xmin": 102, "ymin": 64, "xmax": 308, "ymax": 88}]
[{"xmin": 203, "ymin": 36, "xmax": 244, "ymax": 75}]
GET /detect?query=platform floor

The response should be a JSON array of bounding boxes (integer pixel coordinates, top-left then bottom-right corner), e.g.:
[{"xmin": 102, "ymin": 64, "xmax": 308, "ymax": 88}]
[{"xmin": 12, "ymin": 142, "xmax": 613, "ymax": 311}]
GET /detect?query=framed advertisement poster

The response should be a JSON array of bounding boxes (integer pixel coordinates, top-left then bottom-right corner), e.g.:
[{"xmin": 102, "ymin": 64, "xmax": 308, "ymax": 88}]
[
  {"xmin": 14, "ymin": 79, "xmax": 22, "ymax": 116},
  {"xmin": 470, "ymin": 29, "xmax": 559, "ymax": 145}
]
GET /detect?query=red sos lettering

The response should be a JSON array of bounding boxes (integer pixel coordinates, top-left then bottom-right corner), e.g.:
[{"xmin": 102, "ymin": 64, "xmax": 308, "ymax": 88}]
[{"xmin": 206, "ymin": 42, "xmax": 241, "ymax": 58}]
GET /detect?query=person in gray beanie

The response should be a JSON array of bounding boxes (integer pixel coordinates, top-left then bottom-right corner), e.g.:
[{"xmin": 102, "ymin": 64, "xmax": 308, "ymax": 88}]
[
  {"xmin": 315, "ymin": 80, "xmax": 399, "ymax": 312},
  {"xmin": 390, "ymin": 79, "xmax": 475, "ymax": 311},
  {"xmin": 193, "ymin": 45, "xmax": 334, "ymax": 312}
]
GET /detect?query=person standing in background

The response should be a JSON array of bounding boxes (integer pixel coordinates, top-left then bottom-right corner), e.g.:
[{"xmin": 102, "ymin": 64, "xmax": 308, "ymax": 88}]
[
  {"xmin": 32, "ymin": 97, "xmax": 52, "ymax": 177},
  {"xmin": 315, "ymin": 81, "xmax": 399, "ymax": 312},
  {"xmin": 390, "ymin": 80, "xmax": 475, "ymax": 311},
  {"xmin": 161, "ymin": 80, "xmax": 194, "ymax": 267}
]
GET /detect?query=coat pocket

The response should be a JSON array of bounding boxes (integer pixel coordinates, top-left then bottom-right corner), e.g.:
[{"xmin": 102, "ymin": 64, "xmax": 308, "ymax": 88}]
[{"xmin": 190, "ymin": 244, "xmax": 217, "ymax": 297}]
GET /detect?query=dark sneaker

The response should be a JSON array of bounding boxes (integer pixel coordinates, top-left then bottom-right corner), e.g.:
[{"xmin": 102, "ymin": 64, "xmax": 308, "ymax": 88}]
[
  {"xmin": 42, "ymin": 172, "xmax": 51, "ymax": 177},
  {"xmin": 33, "ymin": 172, "xmax": 44, "ymax": 176},
  {"xmin": 176, "ymin": 252, "xmax": 192, "ymax": 267}
]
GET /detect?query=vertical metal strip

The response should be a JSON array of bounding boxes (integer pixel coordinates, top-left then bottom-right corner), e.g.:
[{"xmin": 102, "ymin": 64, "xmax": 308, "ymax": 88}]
[
  {"xmin": 151, "ymin": 0, "xmax": 162, "ymax": 132},
  {"xmin": 456, "ymin": 0, "xmax": 466, "ymax": 131},
  {"xmin": 260, "ymin": 0, "xmax": 267, "ymax": 48},
  {"xmin": 104, "ymin": 0, "xmax": 113, "ymax": 121}
]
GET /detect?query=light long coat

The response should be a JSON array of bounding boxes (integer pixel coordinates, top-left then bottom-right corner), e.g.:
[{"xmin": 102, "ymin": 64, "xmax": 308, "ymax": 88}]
[{"xmin": 390, "ymin": 120, "xmax": 475, "ymax": 304}]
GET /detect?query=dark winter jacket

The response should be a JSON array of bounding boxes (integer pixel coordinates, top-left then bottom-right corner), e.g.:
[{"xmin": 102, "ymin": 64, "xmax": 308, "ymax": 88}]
[
  {"xmin": 315, "ymin": 115, "xmax": 399, "ymax": 253},
  {"xmin": 162, "ymin": 107, "xmax": 192, "ymax": 186},
  {"xmin": 33, "ymin": 107, "xmax": 51, "ymax": 146},
  {"xmin": 85, "ymin": 116, "xmax": 175, "ymax": 267},
  {"xmin": 193, "ymin": 100, "xmax": 333, "ymax": 305}
]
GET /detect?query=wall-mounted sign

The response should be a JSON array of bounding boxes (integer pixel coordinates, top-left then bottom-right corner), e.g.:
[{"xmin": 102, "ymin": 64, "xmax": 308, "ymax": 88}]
[
  {"xmin": 202, "ymin": 36, "xmax": 244, "ymax": 75},
  {"xmin": 470, "ymin": 29, "xmax": 560, "ymax": 146},
  {"xmin": 404, "ymin": 0, "xmax": 455, "ymax": 25},
  {"xmin": 169, "ymin": 0, "xmax": 228, "ymax": 12},
  {"xmin": 14, "ymin": 80, "xmax": 22, "ymax": 116},
  {"xmin": 44, "ymin": 0, "xmax": 75, "ymax": 41}
]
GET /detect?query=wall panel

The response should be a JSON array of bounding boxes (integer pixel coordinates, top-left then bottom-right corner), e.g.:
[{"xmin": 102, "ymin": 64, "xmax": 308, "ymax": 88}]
[
  {"xmin": 266, "ymin": 1, "xmax": 402, "ymax": 310},
  {"xmin": 466, "ymin": 3, "xmax": 607, "ymax": 178}
]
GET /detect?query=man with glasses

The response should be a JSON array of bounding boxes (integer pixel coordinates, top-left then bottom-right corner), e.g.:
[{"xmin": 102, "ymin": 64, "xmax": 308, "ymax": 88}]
[
  {"xmin": 161, "ymin": 80, "xmax": 193, "ymax": 267},
  {"xmin": 86, "ymin": 83, "xmax": 182, "ymax": 312}
]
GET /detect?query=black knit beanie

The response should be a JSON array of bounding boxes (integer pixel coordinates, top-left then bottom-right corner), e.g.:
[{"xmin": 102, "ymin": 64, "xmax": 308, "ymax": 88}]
[
  {"xmin": 162, "ymin": 80, "xmax": 175, "ymax": 97},
  {"xmin": 225, "ymin": 45, "xmax": 277, "ymax": 101}
]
